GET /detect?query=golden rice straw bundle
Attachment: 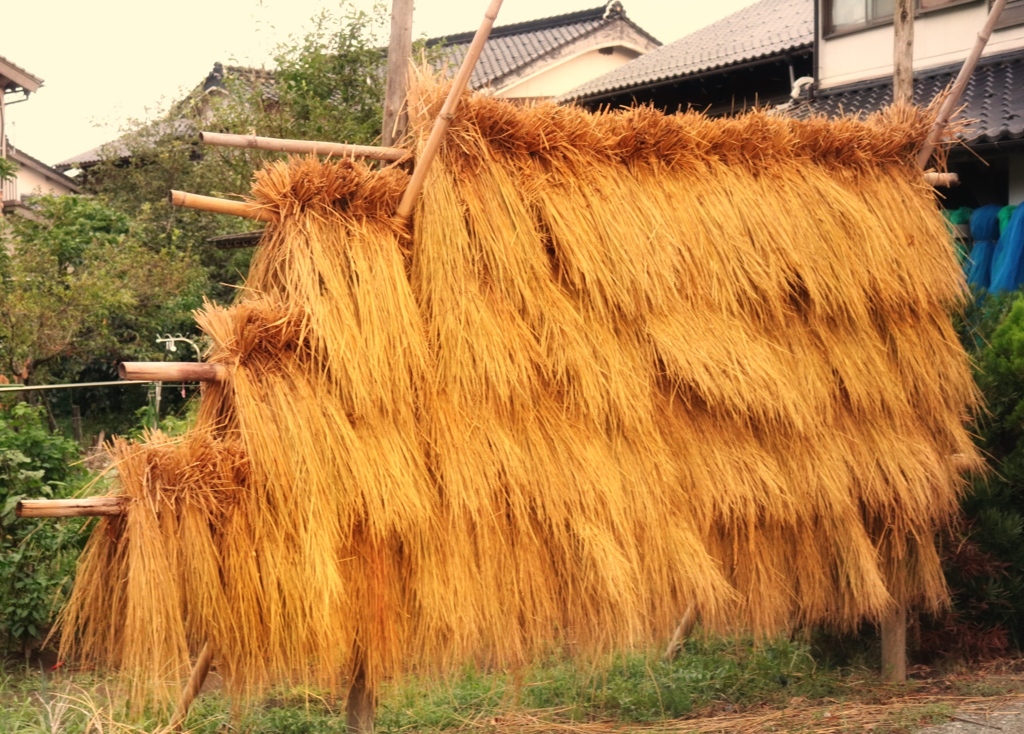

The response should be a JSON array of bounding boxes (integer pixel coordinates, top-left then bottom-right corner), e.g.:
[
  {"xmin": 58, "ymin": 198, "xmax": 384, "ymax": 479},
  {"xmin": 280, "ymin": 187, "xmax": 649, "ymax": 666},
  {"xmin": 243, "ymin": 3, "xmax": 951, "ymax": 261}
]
[{"xmin": 58, "ymin": 74, "xmax": 982, "ymax": 708}]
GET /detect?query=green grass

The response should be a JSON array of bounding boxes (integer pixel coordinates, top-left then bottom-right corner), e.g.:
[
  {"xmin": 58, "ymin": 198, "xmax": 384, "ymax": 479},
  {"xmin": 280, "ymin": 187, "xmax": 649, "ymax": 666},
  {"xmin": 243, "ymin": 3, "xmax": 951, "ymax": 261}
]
[{"xmin": 0, "ymin": 636, "xmax": 1004, "ymax": 733}]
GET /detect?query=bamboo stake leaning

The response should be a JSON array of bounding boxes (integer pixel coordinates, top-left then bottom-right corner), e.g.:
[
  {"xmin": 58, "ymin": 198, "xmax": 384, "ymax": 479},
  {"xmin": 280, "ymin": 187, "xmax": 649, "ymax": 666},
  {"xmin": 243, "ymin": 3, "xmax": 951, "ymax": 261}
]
[
  {"xmin": 163, "ymin": 643, "xmax": 216, "ymax": 734},
  {"xmin": 394, "ymin": 0, "xmax": 505, "ymax": 222},
  {"xmin": 199, "ymin": 132, "xmax": 408, "ymax": 162},
  {"xmin": 169, "ymin": 191, "xmax": 275, "ymax": 222},
  {"xmin": 917, "ymin": 0, "xmax": 1008, "ymax": 169}
]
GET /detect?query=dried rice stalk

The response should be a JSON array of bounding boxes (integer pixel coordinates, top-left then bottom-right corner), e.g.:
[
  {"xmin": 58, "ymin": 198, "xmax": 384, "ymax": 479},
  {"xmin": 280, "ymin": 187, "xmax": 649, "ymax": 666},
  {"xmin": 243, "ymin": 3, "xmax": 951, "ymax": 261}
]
[{"xmin": 59, "ymin": 76, "xmax": 982, "ymax": 708}]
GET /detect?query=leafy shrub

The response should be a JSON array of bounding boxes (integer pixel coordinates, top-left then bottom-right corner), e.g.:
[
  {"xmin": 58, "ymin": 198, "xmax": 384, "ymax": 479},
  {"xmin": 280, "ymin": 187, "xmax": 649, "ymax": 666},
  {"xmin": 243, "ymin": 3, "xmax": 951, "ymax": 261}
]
[
  {"xmin": 920, "ymin": 292, "xmax": 1024, "ymax": 658},
  {"xmin": 0, "ymin": 401, "xmax": 90, "ymax": 654}
]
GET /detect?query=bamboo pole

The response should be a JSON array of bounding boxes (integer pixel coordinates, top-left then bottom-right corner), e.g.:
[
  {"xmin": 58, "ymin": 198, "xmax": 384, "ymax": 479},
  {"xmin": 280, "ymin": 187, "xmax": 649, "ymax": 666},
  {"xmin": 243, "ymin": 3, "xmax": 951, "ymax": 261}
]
[
  {"xmin": 917, "ymin": 0, "xmax": 1008, "ymax": 169},
  {"xmin": 663, "ymin": 604, "xmax": 697, "ymax": 661},
  {"xmin": 923, "ymin": 171, "xmax": 958, "ymax": 186},
  {"xmin": 166, "ymin": 643, "xmax": 215, "ymax": 733},
  {"xmin": 893, "ymin": 0, "xmax": 914, "ymax": 106},
  {"xmin": 383, "ymin": 0, "xmax": 414, "ymax": 147},
  {"xmin": 118, "ymin": 362, "xmax": 228, "ymax": 382},
  {"xmin": 16, "ymin": 497, "xmax": 126, "ymax": 518},
  {"xmin": 394, "ymin": 0, "xmax": 505, "ymax": 222},
  {"xmin": 199, "ymin": 132, "xmax": 408, "ymax": 162},
  {"xmin": 169, "ymin": 190, "xmax": 275, "ymax": 222}
]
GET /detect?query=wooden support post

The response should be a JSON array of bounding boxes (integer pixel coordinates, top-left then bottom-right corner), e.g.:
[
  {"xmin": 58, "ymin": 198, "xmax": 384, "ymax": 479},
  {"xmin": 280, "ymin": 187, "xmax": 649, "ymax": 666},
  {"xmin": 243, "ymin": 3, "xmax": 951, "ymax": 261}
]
[
  {"xmin": 16, "ymin": 497, "xmax": 126, "ymax": 518},
  {"xmin": 198, "ymin": 132, "xmax": 407, "ymax": 162},
  {"xmin": 118, "ymin": 362, "xmax": 228, "ymax": 383},
  {"xmin": 166, "ymin": 643, "xmax": 215, "ymax": 733},
  {"xmin": 893, "ymin": 0, "xmax": 914, "ymax": 106},
  {"xmin": 881, "ymin": 605, "xmax": 907, "ymax": 682},
  {"xmin": 663, "ymin": 604, "xmax": 697, "ymax": 661},
  {"xmin": 346, "ymin": 656, "xmax": 376, "ymax": 734},
  {"xmin": 917, "ymin": 0, "xmax": 1008, "ymax": 169},
  {"xmin": 394, "ymin": 0, "xmax": 505, "ymax": 222},
  {"xmin": 383, "ymin": 0, "xmax": 414, "ymax": 147}
]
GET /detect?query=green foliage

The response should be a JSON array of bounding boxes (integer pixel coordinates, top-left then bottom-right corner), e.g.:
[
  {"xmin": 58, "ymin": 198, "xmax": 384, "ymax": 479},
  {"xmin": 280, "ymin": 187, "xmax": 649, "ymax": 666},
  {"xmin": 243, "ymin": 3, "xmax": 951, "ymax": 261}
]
[
  {"xmin": 934, "ymin": 291, "xmax": 1024, "ymax": 654},
  {"xmin": 81, "ymin": 1, "xmax": 390, "ymax": 298},
  {"xmin": 0, "ymin": 157, "xmax": 17, "ymax": 183},
  {"xmin": 377, "ymin": 637, "xmax": 837, "ymax": 730},
  {"xmin": 0, "ymin": 402, "xmax": 90, "ymax": 653},
  {"xmin": 0, "ymin": 195, "xmax": 205, "ymax": 385}
]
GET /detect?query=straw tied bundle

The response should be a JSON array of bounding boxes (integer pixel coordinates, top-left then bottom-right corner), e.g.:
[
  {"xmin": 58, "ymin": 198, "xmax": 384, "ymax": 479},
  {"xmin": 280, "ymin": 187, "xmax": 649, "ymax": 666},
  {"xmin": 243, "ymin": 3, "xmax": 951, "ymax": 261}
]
[{"xmin": 60, "ymin": 80, "xmax": 981, "ymax": 704}]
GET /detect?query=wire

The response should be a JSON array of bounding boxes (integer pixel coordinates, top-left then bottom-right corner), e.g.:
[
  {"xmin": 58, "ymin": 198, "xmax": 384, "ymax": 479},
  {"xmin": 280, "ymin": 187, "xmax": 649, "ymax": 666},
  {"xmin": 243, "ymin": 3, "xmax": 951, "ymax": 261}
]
[{"xmin": 0, "ymin": 380, "xmax": 155, "ymax": 393}]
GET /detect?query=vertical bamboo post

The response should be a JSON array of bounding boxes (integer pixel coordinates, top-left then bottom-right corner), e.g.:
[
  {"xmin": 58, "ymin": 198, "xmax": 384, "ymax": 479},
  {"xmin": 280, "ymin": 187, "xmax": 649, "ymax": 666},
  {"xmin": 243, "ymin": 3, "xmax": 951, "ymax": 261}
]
[
  {"xmin": 167, "ymin": 643, "xmax": 215, "ymax": 732},
  {"xmin": 893, "ymin": 0, "xmax": 914, "ymax": 106},
  {"xmin": 346, "ymin": 655, "xmax": 375, "ymax": 734},
  {"xmin": 383, "ymin": 0, "xmax": 414, "ymax": 147},
  {"xmin": 394, "ymin": 0, "xmax": 505, "ymax": 222},
  {"xmin": 881, "ymin": 606, "xmax": 907, "ymax": 682},
  {"xmin": 917, "ymin": 0, "xmax": 1008, "ymax": 168}
]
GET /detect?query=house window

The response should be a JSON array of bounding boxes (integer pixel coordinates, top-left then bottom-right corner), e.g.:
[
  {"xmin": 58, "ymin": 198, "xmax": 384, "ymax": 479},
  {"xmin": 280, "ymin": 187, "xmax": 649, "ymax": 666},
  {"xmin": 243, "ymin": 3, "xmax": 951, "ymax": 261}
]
[
  {"xmin": 827, "ymin": 0, "xmax": 979, "ymax": 35},
  {"xmin": 994, "ymin": 0, "xmax": 1024, "ymax": 28}
]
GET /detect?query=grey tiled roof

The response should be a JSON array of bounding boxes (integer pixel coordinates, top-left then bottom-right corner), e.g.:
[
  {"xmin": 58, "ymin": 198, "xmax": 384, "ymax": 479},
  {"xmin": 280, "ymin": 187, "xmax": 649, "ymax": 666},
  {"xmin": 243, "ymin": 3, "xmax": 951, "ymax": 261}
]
[
  {"xmin": 56, "ymin": 118, "xmax": 198, "ymax": 170},
  {"xmin": 562, "ymin": 0, "xmax": 813, "ymax": 102},
  {"xmin": 790, "ymin": 51, "xmax": 1024, "ymax": 144},
  {"xmin": 431, "ymin": 4, "xmax": 659, "ymax": 90}
]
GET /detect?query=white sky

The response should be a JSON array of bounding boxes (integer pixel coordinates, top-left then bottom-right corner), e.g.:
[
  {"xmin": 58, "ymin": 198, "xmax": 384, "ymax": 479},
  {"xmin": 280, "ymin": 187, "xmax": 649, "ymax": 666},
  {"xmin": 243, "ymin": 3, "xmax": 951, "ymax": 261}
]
[{"xmin": 1, "ymin": 0, "xmax": 758, "ymax": 166}]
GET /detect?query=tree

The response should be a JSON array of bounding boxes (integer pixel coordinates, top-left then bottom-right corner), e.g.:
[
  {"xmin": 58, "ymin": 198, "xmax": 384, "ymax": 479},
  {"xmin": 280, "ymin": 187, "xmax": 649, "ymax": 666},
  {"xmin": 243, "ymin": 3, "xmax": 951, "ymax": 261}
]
[
  {"xmin": 81, "ymin": 1, "xmax": 391, "ymax": 298},
  {"xmin": 0, "ymin": 195, "xmax": 205, "ymax": 385},
  {"xmin": 0, "ymin": 401, "xmax": 90, "ymax": 655}
]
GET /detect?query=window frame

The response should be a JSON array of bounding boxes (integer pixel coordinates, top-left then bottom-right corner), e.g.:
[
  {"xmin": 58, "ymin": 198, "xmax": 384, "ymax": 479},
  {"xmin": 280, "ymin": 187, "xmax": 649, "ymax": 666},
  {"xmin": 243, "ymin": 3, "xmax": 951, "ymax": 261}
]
[
  {"xmin": 994, "ymin": 0, "xmax": 1024, "ymax": 29},
  {"xmin": 824, "ymin": 0, "xmax": 982, "ymax": 38}
]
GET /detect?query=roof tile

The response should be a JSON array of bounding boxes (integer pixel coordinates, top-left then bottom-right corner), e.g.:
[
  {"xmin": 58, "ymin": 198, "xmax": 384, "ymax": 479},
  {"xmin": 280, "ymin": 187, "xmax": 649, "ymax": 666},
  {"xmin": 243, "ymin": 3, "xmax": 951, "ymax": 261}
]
[
  {"xmin": 562, "ymin": 0, "xmax": 813, "ymax": 101},
  {"xmin": 790, "ymin": 51, "xmax": 1024, "ymax": 144}
]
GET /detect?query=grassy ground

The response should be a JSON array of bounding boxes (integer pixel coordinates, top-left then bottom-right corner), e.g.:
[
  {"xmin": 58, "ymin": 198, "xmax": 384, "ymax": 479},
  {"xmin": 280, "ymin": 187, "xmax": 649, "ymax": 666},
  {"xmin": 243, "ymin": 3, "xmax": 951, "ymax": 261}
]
[{"xmin": 1, "ymin": 636, "xmax": 1022, "ymax": 733}]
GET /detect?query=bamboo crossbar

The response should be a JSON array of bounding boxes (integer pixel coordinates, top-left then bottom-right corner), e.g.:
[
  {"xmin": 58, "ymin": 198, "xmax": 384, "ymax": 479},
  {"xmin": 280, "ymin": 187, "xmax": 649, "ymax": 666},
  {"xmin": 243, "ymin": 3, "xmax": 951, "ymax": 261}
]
[
  {"xmin": 17, "ymin": 497, "xmax": 126, "ymax": 518},
  {"xmin": 923, "ymin": 172, "xmax": 959, "ymax": 187},
  {"xmin": 395, "ymin": 0, "xmax": 505, "ymax": 221},
  {"xmin": 199, "ymin": 132, "xmax": 408, "ymax": 162},
  {"xmin": 118, "ymin": 362, "xmax": 228, "ymax": 382},
  {"xmin": 169, "ymin": 190, "xmax": 275, "ymax": 222}
]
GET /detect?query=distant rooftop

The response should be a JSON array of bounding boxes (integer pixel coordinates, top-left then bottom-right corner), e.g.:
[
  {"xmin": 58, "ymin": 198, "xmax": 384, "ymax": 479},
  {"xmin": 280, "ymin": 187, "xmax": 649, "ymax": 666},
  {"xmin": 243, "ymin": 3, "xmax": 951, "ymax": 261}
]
[
  {"xmin": 790, "ymin": 51, "xmax": 1024, "ymax": 144},
  {"xmin": 0, "ymin": 54, "xmax": 43, "ymax": 94},
  {"xmin": 58, "ymin": 3, "xmax": 660, "ymax": 171},
  {"xmin": 562, "ymin": 0, "xmax": 813, "ymax": 102},
  {"xmin": 430, "ymin": 2, "xmax": 660, "ymax": 91}
]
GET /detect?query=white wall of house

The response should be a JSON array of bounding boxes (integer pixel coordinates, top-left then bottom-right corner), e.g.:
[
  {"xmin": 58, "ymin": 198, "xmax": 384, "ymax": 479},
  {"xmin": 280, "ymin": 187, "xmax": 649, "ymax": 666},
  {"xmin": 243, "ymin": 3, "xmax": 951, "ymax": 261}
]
[
  {"xmin": 497, "ymin": 46, "xmax": 643, "ymax": 99},
  {"xmin": 3, "ymin": 150, "xmax": 79, "ymax": 204},
  {"xmin": 16, "ymin": 165, "xmax": 75, "ymax": 197},
  {"xmin": 1010, "ymin": 151, "xmax": 1024, "ymax": 205},
  {"xmin": 820, "ymin": 4, "xmax": 1024, "ymax": 87}
]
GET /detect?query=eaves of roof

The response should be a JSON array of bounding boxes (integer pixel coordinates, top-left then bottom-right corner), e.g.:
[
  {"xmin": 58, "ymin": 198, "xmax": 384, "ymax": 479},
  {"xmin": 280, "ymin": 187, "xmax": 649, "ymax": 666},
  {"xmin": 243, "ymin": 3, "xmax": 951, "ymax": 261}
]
[
  {"xmin": 8, "ymin": 146, "xmax": 82, "ymax": 193},
  {"xmin": 0, "ymin": 54, "xmax": 43, "ymax": 93},
  {"xmin": 436, "ymin": 5, "xmax": 660, "ymax": 90},
  {"xmin": 561, "ymin": 0, "xmax": 813, "ymax": 103},
  {"xmin": 790, "ymin": 50, "xmax": 1024, "ymax": 144}
]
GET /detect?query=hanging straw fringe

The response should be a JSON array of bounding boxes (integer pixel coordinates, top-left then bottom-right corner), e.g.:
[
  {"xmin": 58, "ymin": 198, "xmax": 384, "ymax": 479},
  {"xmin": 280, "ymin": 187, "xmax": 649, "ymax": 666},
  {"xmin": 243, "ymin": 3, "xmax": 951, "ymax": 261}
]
[{"xmin": 59, "ymin": 76, "xmax": 981, "ymax": 709}]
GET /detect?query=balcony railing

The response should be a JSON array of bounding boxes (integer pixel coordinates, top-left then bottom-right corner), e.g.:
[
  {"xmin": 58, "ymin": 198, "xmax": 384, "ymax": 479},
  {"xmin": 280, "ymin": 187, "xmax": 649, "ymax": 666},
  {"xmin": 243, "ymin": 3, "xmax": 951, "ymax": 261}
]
[{"xmin": 1, "ymin": 175, "xmax": 17, "ymax": 203}]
